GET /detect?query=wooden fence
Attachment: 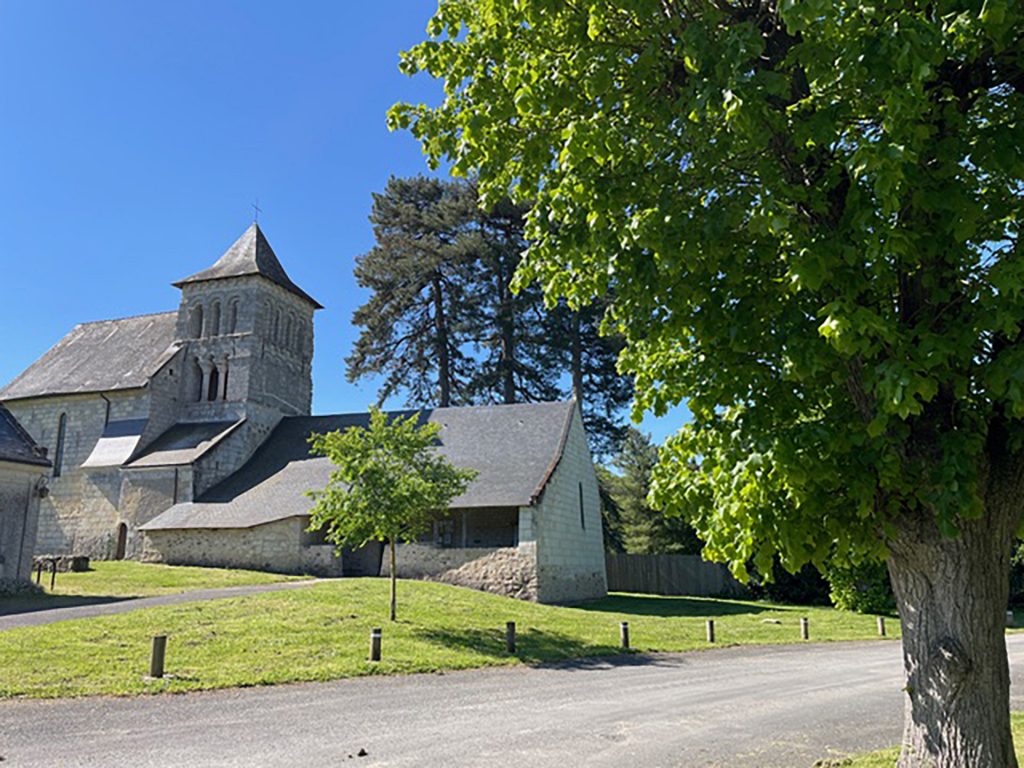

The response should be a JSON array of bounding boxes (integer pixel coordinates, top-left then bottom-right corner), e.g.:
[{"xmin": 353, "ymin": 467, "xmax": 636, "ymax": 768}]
[{"xmin": 605, "ymin": 553, "xmax": 746, "ymax": 597}]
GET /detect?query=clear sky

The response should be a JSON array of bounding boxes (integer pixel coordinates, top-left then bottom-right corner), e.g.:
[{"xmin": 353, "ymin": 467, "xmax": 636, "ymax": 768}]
[{"xmin": 0, "ymin": 0, "xmax": 690, "ymax": 447}]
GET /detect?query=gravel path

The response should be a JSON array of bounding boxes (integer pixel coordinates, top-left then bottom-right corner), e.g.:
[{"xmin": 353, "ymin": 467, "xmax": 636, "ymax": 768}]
[{"xmin": 0, "ymin": 579, "xmax": 324, "ymax": 630}]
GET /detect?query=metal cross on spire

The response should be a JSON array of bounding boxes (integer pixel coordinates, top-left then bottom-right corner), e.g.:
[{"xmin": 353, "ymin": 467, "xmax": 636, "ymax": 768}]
[{"xmin": 251, "ymin": 199, "xmax": 263, "ymax": 223}]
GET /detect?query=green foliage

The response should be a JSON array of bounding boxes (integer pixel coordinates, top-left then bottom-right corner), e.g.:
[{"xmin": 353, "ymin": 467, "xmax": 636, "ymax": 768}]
[
  {"xmin": 747, "ymin": 561, "xmax": 831, "ymax": 607},
  {"xmin": 349, "ymin": 175, "xmax": 633, "ymax": 456},
  {"xmin": 347, "ymin": 175, "xmax": 480, "ymax": 408},
  {"xmin": 391, "ymin": 0, "xmax": 1024, "ymax": 577},
  {"xmin": 604, "ymin": 428, "xmax": 702, "ymax": 554},
  {"xmin": 307, "ymin": 408, "xmax": 476, "ymax": 552},
  {"xmin": 826, "ymin": 560, "xmax": 896, "ymax": 615}
]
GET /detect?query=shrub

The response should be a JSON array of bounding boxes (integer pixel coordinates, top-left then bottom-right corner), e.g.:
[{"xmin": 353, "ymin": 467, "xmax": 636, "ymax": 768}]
[{"xmin": 827, "ymin": 560, "xmax": 895, "ymax": 614}]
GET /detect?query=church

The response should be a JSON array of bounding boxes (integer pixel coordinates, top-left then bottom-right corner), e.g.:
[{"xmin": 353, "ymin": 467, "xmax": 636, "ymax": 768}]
[{"xmin": 0, "ymin": 225, "xmax": 607, "ymax": 603}]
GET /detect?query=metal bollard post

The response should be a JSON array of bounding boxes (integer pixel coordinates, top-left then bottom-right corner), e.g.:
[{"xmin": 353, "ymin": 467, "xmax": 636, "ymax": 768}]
[
  {"xmin": 505, "ymin": 621, "xmax": 516, "ymax": 654},
  {"xmin": 620, "ymin": 621, "xmax": 630, "ymax": 650},
  {"xmin": 706, "ymin": 619, "xmax": 715, "ymax": 643},
  {"xmin": 877, "ymin": 616, "xmax": 887, "ymax": 637},
  {"xmin": 150, "ymin": 635, "xmax": 167, "ymax": 678},
  {"xmin": 800, "ymin": 617, "xmax": 809, "ymax": 640},
  {"xmin": 369, "ymin": 628, "xmax": 382, "ymax": 662}
]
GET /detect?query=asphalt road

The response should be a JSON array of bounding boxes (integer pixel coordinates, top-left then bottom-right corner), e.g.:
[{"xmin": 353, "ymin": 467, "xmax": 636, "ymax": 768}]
[
  {"xmin": 4, "ymin": 636, "xmax": 1024, "ymax": 768},
  {"xmin": 0, "ymin": 580, "xmax": 324, "ymax": 630}
]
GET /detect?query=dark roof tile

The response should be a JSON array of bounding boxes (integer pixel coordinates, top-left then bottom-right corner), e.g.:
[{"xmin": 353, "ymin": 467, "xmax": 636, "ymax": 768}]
[
  {"xmin": 141, "ymin": 401, "xmax": 577, "ymax": 530},
  {"xmin": 0, "ymin": 312, "xmax": 179, "ymax": 401},
  {"xmin": 173, "ymin": 224, "xmax": 321, "ymax": 308}
]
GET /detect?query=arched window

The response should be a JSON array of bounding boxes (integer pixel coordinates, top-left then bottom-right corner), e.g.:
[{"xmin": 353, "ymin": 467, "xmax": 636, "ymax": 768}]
[
  {"xmin": 226, "ymin": 299, "xmax": 239, "ymax": 334},
  {"xmin": 283, "ymin": 315, "xmax": 292, "ymax": 349},
  {"xmin": 208, "ymin": 301, "xmax": 221, "ymax": 337},
  {"xmin": 207, "ymin": 367, "xmax": 220, "ymax": 402},
  {"xmin": 193, "ymin": 358, "xmax": 204, "ymax": 402},
  {"xmin": 273, "ymin": 309, "xmax": 281, "ymax": 344},
  {"xmin": 54, "ymin": 413, "xmax": 67, "ymax": 478},
  {"xmin": 188, "ymin": 305, "xmax": 203, "ymax": 338}
]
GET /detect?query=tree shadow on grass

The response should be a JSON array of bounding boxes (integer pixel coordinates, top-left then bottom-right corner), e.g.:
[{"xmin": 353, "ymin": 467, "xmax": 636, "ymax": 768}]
[
  {"xmin": 0, "ymin": 593, "xmax": 132, "ymax": 617},
  {"xmin": 573, "ymin": 594, "xmax": 799, "ymax": 618},
  {"xmin": 411, "ymin": 625, "xmax": 679, "ymax": 670}
]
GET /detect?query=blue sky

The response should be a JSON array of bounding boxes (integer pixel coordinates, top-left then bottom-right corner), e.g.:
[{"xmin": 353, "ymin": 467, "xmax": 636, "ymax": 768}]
[{"xmin": 0, "ymin": 0, "xmax": 690, "ymax": 447}]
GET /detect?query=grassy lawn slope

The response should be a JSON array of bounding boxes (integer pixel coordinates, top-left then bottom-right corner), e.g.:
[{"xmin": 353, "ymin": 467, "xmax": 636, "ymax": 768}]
[{"xmin": 0, "ymin": 577, "xmax": 897, "ymax": 699}]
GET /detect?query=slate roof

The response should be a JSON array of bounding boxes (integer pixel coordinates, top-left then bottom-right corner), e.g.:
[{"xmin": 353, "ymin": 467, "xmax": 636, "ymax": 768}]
[
  {"xmin": 173, "ymin": 223, "xmax": 322, "ymax": 309},
  {"xmin": 141, "ymin": 400, "xmax": 577, "ymax": 531},
  {"xmin": 0, "ymin": 404, "xmax": 50, "ymax": 467},
  {"xmin": 0, "ymin": 312, "xmax": 179, "ymax": 401},
  {"xmin": 126, "ymin": 420, "xmax": 242, "ymax": 468}
]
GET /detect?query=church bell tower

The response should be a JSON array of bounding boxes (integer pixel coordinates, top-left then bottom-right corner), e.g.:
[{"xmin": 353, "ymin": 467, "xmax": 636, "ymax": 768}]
[{"xmin": 171, "ymin": 223, "xmax": 321, "ymax": 429}]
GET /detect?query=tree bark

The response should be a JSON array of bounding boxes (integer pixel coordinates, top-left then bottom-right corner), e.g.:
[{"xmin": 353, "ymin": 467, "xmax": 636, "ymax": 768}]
[
  {"xmin": 389, "ymin": 540, "xmax": 397, "ymax": 623},
  {"xmin": 430, "ymin": 275, "xmax": 451, "ymax": 407},
  {"xmin": 888, "ymin": 448, "xmax": 1024, "ymax": 767},
  {"xmin": 496, "ymin": 253, "xmax": 516, "ymax": 404},
  {"xmin": 570, "ymin": 310, "xmax": 584, "ymax": 402}
]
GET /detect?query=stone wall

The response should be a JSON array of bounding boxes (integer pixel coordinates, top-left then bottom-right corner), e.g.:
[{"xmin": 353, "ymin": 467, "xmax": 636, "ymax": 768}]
[
  {"xmin": 532, "ymin": 404, "xmax": 608, "ymax": 603},
  {"xmin": 386, "ymin": 542, "xmax": 539, "ymax": 601},
  {"xmin": 0, "ymin": 461, "xmax": 44, "ymax": 589},
  {"xmin": 6, "ymin": 390, "xmax": 151, "ymax": 556},
  {"xmin": 142, "ymin": 517, "xmax": 307, "ymax": 573}
]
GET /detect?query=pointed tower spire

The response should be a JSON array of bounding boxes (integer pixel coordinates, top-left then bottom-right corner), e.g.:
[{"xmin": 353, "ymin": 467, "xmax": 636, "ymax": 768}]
[{"xmin": 173, "ymin": 224, "xmax": 321, "ymax": 309}]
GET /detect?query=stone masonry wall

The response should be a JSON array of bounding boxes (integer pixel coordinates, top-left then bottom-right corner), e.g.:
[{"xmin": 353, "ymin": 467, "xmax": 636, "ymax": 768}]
[
  {"xmin": 533, "ymin": 405, "xmax": 608, "ymax": 603},
  {"xmin": 142, "ymin": 517, "xmax": 306, "ymax": 573},
  {"xmin": 6, "ymin": 390, "xmax": 150, "ymax": 556},
  {"xmin": 0, "ymin": 461, "xmax": 44, "ymax": 589},
  {"xmin": 386, "ymin": 542, "xmax": 539, "ymax": 601}
]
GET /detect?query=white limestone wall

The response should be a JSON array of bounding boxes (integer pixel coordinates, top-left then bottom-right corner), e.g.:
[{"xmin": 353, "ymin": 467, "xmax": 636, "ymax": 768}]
[
  {"xmin": 533, "ymin": 405, "xmax": 608, "ymax": 603},
  {"xmin": 0, "ymin": 461, "xmax": 45, "ymax": 589},
  {"xmin": 5, "ymin": 390, "xmax": 150, "ymax": 556}
]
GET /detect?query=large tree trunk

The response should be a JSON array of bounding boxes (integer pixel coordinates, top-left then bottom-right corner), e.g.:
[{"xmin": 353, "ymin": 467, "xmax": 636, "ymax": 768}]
[
  {"xmin": 888, "ymin": 448, "xmax": 1024, "ymax": 767},
  {"xmin": 570, "ymin": 310, "xmax": 584, "ymax": 402},
  {"xmin": 496, "ymin": 254, "xmax": 516, "ymax": 404},
  {"xmin": 430, "ymin": 275, "xmax": 451, "ymax": 408}
]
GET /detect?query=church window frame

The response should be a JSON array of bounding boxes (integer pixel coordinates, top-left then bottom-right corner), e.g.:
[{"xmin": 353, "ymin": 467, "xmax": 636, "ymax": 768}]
[
  {"xmin": 207, "ymin": 366, "xmax": 220, "ymax": 402},
  {"xmin": 54, "ymin": 412, "xmax": 68, "ymax": 478},
  {"xmin": 208, "ymin": 301, "xmax": 222, "ymax": 337},
  {"xmin": 226, "ymin": 298, "xmax": 239, "ymax": 334},
  {"xmin": 188, "ymin": 305, "xmax": 204, "ymax": 338}
]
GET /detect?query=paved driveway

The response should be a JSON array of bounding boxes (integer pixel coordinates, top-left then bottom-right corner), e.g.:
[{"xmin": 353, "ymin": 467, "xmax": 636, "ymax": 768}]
[{"xmin": 6, "ymin": 635, "xmax": 1023, "ymax": 767}]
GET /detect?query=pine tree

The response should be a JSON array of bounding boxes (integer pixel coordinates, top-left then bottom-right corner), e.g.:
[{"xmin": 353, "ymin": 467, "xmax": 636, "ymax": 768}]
[
  {"xmin": 347, "ymin": 176, "xmax": 477, "ymax": 407},
  {"xmin": 549, "ymin": 299, "xmax": 633, "ymax": 458},
  {"xmin": 467, "ymin": 197, "xmax": 561, "ymax": 404},
  {"xmin": 609, "ymin": 429, "xmax": 701, "ymax": 555}
]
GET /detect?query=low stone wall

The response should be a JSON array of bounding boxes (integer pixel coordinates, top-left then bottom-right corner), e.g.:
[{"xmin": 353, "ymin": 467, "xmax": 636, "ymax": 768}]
[
  {"xmin": 388, "ymin": 543, "xmax": 539, "ymax": 601},
  {"xmin": 142, "ymin": 518, "xmax": 306, "ymax": 574}
]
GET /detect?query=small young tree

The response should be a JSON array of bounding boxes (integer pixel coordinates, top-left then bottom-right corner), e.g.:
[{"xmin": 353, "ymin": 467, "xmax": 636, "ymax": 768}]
[{"xmin": 307, "ymin": 408, "xmax": 477, "ymax": 621}]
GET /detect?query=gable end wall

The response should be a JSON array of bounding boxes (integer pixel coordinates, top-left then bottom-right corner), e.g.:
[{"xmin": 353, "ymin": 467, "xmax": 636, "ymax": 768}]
[{"xmin": 533, "ymin": 405, "xmax": 607, "ymax": 603}]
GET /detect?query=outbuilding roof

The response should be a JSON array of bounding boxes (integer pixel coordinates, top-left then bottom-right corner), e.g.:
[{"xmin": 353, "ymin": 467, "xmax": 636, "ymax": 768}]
[
  {"xmin": 141, "ymin": 400, "xmax": 577, "ymax": 531},
  {"xmin": 0, "ymin": 312, "xmax": 179, "ymax": 401},
  {"xmin": 0, "ymin": 404, "xmax": 50, "ymax": 467},
  {"xmin": 173, "ymin": 223, "xmax": 322, "ymax": 309}
]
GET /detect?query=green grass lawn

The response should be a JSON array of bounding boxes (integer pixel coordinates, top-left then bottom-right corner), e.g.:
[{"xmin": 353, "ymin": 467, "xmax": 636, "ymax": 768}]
[
  {"xmin": 835, "ymin": 712, "xmax": 1024, "ymax": 766},
  {"xmin": 1, "ymin": 561, "xmax": 306, "ymax": 613},
  {"xmin": 0, "ymin": 577, "xmax": 898, "ymax": 699}
]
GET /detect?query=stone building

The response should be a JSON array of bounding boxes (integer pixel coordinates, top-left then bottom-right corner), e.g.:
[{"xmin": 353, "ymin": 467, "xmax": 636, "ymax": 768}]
[
  {"xmin": 0, "ymin": 404, "xmax": 51, "ymax": 590},
  {"xmin": 0, "ymin": 224, "xmax": 607, "ymax": 603}
]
